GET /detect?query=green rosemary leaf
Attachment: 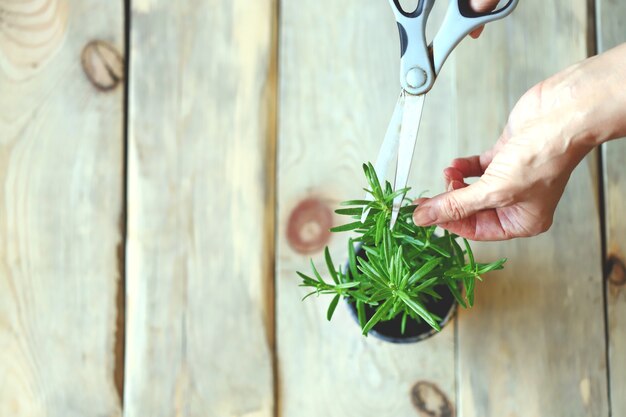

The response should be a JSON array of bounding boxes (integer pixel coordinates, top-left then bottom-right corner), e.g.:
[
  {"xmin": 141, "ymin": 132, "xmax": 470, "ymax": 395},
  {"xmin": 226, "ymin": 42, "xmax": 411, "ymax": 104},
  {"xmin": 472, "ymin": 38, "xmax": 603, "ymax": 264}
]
[
  {"xmin": 385, "ymin": 181, "xmax": 393, "ymax": 195},
  {"xmin": 393, "ymin": 231, "xmax": 422, "ymax": 243},
  {"xmin": 401, "ymin": 311, "xmax": 408, "ymax": 335},
  {"xmin": 365, "ymin": 162, "xmax": 385, "ymax": 200},
  {"xmin": 397, "ymin": 291, "xmax": 441, "ymax": 331},
  {"xmin": 383, "ymin": 187, "xmax": 411, "ymax": 202},
  {"xmin": 375, "ymin": 213, "xmax": 385, "ymax": 245},
  {"xmin": 349, "ymin": 291, "xmax": 370, "ymax": 303},
  {"xmin": 382, "ymin": 227, "xmax": 393, "ymax": 265},
  {"xmin": 368, "ymin": 287, "xmax": 393, "ymax": 303},
  {"xmin": 296, "ymin": 270, "xmax": 314, "ymax": 281},
  {"xmin": 358, "ymin": 260, "xmax": 388, "ymax": 287},
  {"xmin": 337, "ymin": 268, "xmax": 346, "ymax": 284},
  {"xmin": 340, "ymin": 199, "xmax": 371, "ymax": 206},
  {"xmin": 361, "ymin": 245, "xmax": 379, "ymax": 259},
  {"xmin": 465, "ymin": 276, "xmax": 476, "ymax": 307},
  {"xmin": 302, "ymin": 290, "xmax": 320, "ymax": 301},
  {"xmin": 413, "ymin": 276, "xmax": 440, "ymax": 293},
  {"xmin": 365, "ymin": 253, "xmax": 387, "ymax": 279},
  {"xmin": 421, "ymin": 287, "xmax": 442, "ymax": 299},
  {"xmin": 310, "ymin": 260, "xmax": 327, "ymax": 285},
  {"xmin": 476, "ymin": 258, "xmax": 507, "ymax": 274},
  {"xmin": 444, "ymin": 268, "xmax": 477, "ymax": 280},
  {"xmin": 296, "ymin": 271, "xmax": 320, "ymax": 288},
  {"xmin": 356, "ymin": 300, "xmax": 366, "ymax": 329},
  {"xmin": 399, "ymin": 204, "xmax": 418, "ymax": 214},
  {"xmin": 327, "ymin": 294, "xmax": 340, "ymax": 321},
  {"xmin": 463, "ymin": 238, "xmax": 476, "ymax": 270},
  {"xmin": 335, "ymin": 282, "xmax": 360, "ymax": 289},
  {"xmin": 362, "ymin": 297, "xmax": 394, "ymax": 335},
  {"xmin": 399, "ymin": 270, "xmax": 412, "ymax": 290},
  {"xmin": 407, "ymin": 257, "xmax": 440, "ymax": 286},
  {"xmin": 393, "ymin": 246, "xmax": 404, "ymax": 286},
  {"xmin": 324, "ymin": 247, "xmax": 339, "ymax": 285},
  {"xmin": 348, "ymin": 239, "xmax": 359, "ymax": 281},
  {"xmin": 426, "ymin": 241, "xmax": 451, "ymax": 258},
  {"xmin": 330, "ymin": 221, "xmax": 363, "ymax": 233},
  {"xmin": 449, "ymin": 234, "xmax": 465, "ymax": 267},
  {"xmin": 391, "ymin": 298, "xmax": 404, "ymax": 319},
  {"xmin": 335, "ymin": 207, "xmax": 367, "ymax": 216},
  {"xmin": 444, "ymin": 277, "xmax": 467, "ymax": 308}
]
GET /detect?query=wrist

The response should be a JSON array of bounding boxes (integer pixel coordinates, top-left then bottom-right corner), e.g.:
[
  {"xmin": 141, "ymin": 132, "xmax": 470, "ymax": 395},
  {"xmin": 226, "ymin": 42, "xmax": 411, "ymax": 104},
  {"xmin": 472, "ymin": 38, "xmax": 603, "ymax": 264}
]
[{"xmin": 566, "ymin": 44, "xmax": 626, "ymax": 148}]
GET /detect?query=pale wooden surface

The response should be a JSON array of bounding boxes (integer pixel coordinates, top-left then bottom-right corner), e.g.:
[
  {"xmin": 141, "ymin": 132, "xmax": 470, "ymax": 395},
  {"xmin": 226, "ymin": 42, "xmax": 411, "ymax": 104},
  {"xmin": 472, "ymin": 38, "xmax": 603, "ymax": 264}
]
[
  {"xmin": 596, "ymin": 0, "xmax": 626, "ymax": 415},
  {"xmin": 124, "ymin": 0, "xmax": 275, "ymax": 416},
  {"xmin": 0, "ymin": 0, "xmax": 124, "ymax": 416},
  {"xmin": 454, "ymin": 2, "xmax": 608, "ymax": 416},
  {"xmin": 1, "ymin": 0, "xmax": 624, "ymax": 416},
  {"xmin": 276, "ymin": 2, "xmax": 458, "ymax": 416}
]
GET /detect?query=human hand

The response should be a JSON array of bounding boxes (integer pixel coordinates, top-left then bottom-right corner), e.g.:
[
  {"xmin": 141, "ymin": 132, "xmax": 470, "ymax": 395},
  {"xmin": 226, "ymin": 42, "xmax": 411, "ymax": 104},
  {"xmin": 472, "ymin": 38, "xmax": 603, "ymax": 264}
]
[
  {"xmin": 411, "ymin": 43, "xmax": 626, "ymax": 241},
  {"xmin": 468, "ymin": 0, "xmax": 502, "ymax": 38}
]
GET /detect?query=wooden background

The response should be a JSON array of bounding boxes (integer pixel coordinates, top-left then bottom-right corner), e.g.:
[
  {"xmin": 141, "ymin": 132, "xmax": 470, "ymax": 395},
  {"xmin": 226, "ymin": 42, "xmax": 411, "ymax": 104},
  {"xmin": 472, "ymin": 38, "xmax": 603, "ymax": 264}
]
[{"xmin": 0, "ymin": 0, "xmax": 624, "ymax": 416}]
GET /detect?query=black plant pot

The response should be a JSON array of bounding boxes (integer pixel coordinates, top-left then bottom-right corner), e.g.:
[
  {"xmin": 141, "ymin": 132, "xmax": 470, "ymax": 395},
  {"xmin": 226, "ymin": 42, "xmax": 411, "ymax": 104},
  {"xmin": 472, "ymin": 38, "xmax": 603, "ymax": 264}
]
[{"xmin": 345, "ymin": 245, "xmax": 457, "ymax": 344}]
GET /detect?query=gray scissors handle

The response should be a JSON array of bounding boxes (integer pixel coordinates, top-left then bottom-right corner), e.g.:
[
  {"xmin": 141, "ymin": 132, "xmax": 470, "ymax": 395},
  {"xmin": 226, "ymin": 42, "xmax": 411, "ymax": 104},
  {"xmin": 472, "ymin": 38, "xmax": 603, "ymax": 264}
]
[{"xmin": 389, "ymin": 0, "xmax": 520, "ymax": 95}]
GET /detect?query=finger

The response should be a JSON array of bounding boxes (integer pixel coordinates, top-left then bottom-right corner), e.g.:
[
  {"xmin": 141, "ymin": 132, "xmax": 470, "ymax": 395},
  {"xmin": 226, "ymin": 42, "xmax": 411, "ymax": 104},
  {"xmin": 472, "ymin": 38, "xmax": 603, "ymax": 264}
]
[
  {"xmin": 412, "ymin": 181, "xmax": 490, "ymax": 226},
  {"xmin": 468, "ymin": 0, "xmax": 500, "ymax": 38},
  {"xmin": 470, "ymin": 27, "xmax": 485, "ymax": 39},
  {"xmin": 437, "ymin": 209, "xmax": 511, "ymax": 241},
  {"xmin": 450, "ymin": 156, "xmax": 486, "ymax": 178},
  {"xmin": 470, "ymin": 0, "xmax": 501, "ymax": 12},
  {"xmin": 480, "ymin": 148, "xmax": 496, "ymax": 168},
  {"xmin": 443, "ymin": 167, "xmax": 464, "ymax": 187},
  {"xmin": 447, "ymin": 179, "xmax": 467, "ymax": 192},
  {"xmin": 451, "ymin": 180, "xmax": 467, "ymax": 190}
]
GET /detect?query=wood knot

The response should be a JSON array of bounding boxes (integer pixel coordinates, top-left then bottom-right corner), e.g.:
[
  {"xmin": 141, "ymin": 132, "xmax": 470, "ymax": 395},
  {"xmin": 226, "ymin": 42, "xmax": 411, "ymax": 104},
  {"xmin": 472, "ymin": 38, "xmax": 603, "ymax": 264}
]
[
  {"xmin": 81, "ymin": 40, "xmax": 124, "ymax": 91},
  {"xmin": 607, "ymin": 254, "xmax": 626, "ymax": 287},
  {"xmin": 0, "ymin": 0, "xmax": 68, "ymax": 78},
  {"xmin": 410, "ymin": 381, "xmax": 454, "ymax": 417},
  {"xmin": 286, "ymin": 198, "xmax": 332, "ymax": 254}
]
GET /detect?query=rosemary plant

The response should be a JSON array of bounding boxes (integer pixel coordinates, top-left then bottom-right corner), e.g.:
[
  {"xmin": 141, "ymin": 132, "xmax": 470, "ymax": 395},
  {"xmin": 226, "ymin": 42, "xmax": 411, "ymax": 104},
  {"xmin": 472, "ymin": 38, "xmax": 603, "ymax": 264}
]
[{"xmin": 297, "ymin": 162, "xmax": 506, "ymax": 336}]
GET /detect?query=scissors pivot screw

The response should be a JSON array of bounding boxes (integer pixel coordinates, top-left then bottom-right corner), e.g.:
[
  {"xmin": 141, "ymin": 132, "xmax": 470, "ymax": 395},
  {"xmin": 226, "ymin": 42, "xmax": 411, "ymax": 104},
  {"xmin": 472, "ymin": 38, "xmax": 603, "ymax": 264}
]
[{"xmin": 406, "ymin": 67, "xmax": 427, "ymax": 89}]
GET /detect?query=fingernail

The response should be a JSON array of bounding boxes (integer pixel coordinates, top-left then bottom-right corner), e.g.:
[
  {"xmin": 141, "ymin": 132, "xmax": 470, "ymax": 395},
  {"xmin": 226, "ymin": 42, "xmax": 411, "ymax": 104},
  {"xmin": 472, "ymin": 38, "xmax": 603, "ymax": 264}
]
[{"xmin": 413, "ymin": 206, "xmax": 437, "ymax": 226}]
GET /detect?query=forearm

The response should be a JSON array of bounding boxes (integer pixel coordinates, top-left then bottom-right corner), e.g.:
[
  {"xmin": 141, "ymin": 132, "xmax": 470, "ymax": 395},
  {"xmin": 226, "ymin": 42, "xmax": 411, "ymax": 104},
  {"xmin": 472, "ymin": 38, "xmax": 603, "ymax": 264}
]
[{"xmin": 547, "ymin": 42, "xmax": 626, "ymax": 148}]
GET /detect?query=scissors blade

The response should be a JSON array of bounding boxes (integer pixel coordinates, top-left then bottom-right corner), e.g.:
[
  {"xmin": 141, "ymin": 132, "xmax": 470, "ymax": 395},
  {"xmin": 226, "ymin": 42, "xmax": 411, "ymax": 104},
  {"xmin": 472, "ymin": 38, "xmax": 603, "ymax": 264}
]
[
  {"xmin": 360, "ymin": 91, "xmax": 405, "ymax": 224},
  {"xmin": 390, "ymin": 92, "xmax": 425, "ymax": 229}
]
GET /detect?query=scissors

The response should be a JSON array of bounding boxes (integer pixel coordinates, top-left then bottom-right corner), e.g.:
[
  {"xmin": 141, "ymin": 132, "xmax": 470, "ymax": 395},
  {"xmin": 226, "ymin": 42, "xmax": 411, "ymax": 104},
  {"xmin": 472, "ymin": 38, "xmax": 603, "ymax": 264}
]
[{"xmin": 362, "ymin": 0, "xmax": 519, "ymax": 228}]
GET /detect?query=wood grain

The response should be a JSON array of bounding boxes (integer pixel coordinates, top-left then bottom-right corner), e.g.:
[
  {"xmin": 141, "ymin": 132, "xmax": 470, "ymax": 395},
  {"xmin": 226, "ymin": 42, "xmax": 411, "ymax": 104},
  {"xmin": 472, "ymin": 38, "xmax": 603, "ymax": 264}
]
[
  {"xmin": 454, "ymin": 2, "xmax": 609, "ymax": 416},
  {"xmin": 0, "ymin": 0, "xmax": 124, "ymax": 416},
  {"xmin": 596, "ymin": 0, "xmax": 626, "ymax": 414},
  {"xmin": 124, "ymin": 1, "xmax": 276, "ymax": 416},
  {"xmin": 276, "ymin": 1, "xmax": 459, "ymax": 416}
]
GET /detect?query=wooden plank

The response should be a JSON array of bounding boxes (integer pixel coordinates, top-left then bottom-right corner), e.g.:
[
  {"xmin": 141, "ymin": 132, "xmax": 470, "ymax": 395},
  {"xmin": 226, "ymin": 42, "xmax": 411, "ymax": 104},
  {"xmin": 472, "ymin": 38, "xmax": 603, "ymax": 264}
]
[
  {"xmin": 596, "ymin": 0, "xmax": 626, "ymax": 415},
  {"xmin": 277, "ymin": 1, "xmax": 458, "ymax": 416},
  {"xmin": 124, "ymin": 0, "xmax": 276, "ymax": 416},
  {"xmin": 0, "ymin": 0, "xmax": 124, "ymax": 416},
  {"xmin": 454, "ymin": 2, "xmax": 609, "ymax": 416}
]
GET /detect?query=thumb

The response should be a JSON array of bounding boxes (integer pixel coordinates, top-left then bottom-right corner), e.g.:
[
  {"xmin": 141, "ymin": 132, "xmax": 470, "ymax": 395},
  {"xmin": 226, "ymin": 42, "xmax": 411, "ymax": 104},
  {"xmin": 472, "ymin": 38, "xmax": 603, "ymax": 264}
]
[{"xmin": 413, "ymin": 181, "xmax": 490, "ymax": 226}]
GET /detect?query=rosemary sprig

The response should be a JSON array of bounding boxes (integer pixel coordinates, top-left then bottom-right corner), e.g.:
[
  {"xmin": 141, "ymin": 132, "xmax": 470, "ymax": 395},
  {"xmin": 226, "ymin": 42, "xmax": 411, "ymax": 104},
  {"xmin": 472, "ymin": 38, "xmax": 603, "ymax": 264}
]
[{"xmin": 297, "ymin": 162, "xmax": 506, "ymax": 335}]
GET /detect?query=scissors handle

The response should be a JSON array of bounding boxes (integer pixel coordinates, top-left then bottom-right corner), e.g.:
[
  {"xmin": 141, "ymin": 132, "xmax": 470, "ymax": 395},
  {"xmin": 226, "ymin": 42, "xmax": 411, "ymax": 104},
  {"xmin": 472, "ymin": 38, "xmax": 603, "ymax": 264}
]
[
  {"xmin": 388, "ymin": 0, "xmax": 435, "ymax": 95},
  {"xmin": 432, "ymin": 0, "xmax": 519, "ymax": 74},
  {"xmin": 389, "ymin": 0, "xmax": 519, "ymax": 95}
]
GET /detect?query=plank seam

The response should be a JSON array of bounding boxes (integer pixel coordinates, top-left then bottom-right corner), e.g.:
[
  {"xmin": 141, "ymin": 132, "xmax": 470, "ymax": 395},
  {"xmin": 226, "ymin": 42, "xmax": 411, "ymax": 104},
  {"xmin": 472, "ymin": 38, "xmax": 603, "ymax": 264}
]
[
  {"xmin": 591, "ymin": 0, "xmax": 613, "ymax": 414},
  {"xmin": 268, "ymin": 1, "xmax": 280, "ymax": 416},
  {"xmin": 114, "ymin": 0, "xmax": 132, "ymax": 409}
]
